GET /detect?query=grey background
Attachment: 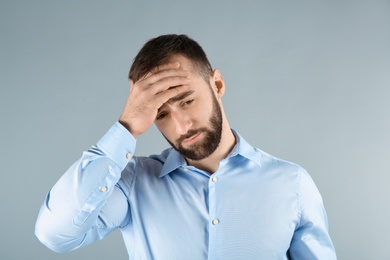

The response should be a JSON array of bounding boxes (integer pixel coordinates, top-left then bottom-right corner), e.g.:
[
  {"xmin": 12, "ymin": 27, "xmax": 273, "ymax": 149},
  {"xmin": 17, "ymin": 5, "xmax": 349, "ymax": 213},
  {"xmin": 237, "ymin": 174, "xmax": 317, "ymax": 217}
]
[{"xmin": 1, "ymin": 0, "xmax": 389, "ymax": 259}]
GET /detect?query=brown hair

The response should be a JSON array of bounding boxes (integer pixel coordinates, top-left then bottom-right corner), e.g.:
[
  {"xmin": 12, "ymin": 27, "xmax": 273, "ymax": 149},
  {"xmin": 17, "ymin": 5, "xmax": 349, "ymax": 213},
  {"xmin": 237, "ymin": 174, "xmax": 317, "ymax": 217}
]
[{"xmin": 129, "ymin": 34, "xmax": 213, "ymax": 83}]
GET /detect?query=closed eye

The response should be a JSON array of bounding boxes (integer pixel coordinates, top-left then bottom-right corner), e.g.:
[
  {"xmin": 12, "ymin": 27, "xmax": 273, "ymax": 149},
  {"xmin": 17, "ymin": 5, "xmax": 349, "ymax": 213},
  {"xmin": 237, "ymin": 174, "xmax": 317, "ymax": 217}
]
[
  {"xmin": 182, "ymin": 99, "xmax": 194, "ymax": 107},
  {"xmin": 156, "ymin": 112, "xmax": 167, "ymax": 120}
]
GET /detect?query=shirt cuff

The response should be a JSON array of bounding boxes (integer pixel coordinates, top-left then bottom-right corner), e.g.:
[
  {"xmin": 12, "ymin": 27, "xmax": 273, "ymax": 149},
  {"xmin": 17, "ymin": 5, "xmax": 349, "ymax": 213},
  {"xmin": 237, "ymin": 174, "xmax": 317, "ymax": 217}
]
[{"xmin": 96, "ymin": 121, "xmax": 136, "ymax": 170}]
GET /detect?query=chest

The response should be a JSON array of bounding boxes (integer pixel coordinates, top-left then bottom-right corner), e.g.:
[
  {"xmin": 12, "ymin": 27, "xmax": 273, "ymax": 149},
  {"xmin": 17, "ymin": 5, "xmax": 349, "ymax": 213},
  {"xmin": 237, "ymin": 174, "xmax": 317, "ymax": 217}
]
[{"xmin": 122, "ymin": 162, "xmax": 299, "ymax": 259}]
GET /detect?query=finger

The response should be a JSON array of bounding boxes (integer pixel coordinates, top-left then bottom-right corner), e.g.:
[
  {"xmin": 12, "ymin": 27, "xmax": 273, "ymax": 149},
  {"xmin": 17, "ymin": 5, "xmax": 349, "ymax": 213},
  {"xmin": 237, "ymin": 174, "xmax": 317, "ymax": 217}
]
[
  {"xmin": 146, "ymin": 68, "xmax": 190, "ymax": 85},
  {"xmin": 139, "ymin": 62, "xmax": 181, "ymax": 81},
  {"xmin": 150, "ymin": 62, "xmax": 180, "ymax": 74},
  {"xmin": 154, "ymin": 83, "xmax": 191, "ymax": 105},
  {"xmin": 136, "ymin": 68, "xmax": 190, "ymax": 93},
  {"xmin": 131, "ymin": 73, "xmax": 191, "ymax": 100},
  {"xmin": 151, "ymin": 76, "xmax": 192, "ymax": 95}
]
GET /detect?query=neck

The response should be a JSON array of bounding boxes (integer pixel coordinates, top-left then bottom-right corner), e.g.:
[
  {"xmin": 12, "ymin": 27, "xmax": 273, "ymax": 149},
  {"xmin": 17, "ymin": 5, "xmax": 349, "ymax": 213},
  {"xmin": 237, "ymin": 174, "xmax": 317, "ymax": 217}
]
[{"xmin": 186, "ymin": 121, "xmax": 236, "ymax": 174}]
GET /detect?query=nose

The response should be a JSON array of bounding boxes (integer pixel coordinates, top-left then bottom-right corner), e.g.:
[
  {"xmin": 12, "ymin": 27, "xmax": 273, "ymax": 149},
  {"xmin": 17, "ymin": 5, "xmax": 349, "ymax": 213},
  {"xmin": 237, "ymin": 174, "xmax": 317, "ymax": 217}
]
[{"xmin": 171, "ymin": 111, "xmax": 192, "ymax": 135}]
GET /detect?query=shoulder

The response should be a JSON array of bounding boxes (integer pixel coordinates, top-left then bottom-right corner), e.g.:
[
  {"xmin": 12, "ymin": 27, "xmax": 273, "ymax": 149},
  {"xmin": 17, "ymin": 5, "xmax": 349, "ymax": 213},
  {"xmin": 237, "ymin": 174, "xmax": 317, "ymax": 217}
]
[
  {"xmin": 254, "ymin": 147, "xmax": 306, "ymax": 176},
  {"xmin": 233, "ymin": 130, "xmax": 305, "ymax": 176},
  {"xmin": 116, "ymin": 148, "xmax": 172, "ymax": 193},
  {"xmin": 124, "ymin": 147, "xmax": 172, "ymax": 173}
]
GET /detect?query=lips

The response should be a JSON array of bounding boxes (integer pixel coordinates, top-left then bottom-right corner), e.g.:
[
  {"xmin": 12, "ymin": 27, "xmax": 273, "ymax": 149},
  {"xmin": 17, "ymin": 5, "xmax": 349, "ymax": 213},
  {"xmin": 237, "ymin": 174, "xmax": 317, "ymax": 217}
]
[{"xmin": 182, "ymin": 132, "xmax": 201, "ymax": 145}]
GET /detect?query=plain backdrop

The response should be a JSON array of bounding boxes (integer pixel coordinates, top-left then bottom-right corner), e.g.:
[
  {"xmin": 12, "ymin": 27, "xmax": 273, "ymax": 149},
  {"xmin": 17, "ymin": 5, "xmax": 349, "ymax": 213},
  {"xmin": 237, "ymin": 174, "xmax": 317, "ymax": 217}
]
[{"xmin": 1, "ymin": 0, "xmax": 389, "ymax": 259}]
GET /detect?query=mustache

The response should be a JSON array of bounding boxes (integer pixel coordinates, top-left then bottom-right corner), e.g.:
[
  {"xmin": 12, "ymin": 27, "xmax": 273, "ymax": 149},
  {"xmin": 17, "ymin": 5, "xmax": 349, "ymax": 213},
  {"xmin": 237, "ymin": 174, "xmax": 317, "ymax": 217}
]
[{"xmin": 177, "ymin": 128, "xmax": 208, "ymax": 143}]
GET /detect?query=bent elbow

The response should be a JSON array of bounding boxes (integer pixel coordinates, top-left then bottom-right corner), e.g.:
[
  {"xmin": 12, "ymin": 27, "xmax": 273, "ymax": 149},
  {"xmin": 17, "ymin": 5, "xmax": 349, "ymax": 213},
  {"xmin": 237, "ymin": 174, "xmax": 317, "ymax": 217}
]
[{"xmin": 35, "ymin": 220, "xmax": 82, "ymax": 253}]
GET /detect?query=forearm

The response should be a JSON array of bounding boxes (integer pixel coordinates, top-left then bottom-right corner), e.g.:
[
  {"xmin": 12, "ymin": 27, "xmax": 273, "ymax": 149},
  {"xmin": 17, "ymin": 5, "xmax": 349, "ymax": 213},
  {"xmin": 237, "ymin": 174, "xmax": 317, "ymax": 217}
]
[
  {"xmin": 289, "ymin": 168, "xmax": 336, "ymax": 259},
  {"xmin": 35, "ymin": 122, "xmax": 136, "ymax": 252}
]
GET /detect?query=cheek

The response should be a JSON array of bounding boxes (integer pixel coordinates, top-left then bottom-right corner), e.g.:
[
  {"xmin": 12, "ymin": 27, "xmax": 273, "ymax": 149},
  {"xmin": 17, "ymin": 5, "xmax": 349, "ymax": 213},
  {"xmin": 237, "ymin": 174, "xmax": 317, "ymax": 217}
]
[
  {"xmin": 156, "ymin": 122, "xmax": 176, "ymax": 141},
  {"xmin": 197, "ymin": 102, "xmax": 214, "ymax": 122}
]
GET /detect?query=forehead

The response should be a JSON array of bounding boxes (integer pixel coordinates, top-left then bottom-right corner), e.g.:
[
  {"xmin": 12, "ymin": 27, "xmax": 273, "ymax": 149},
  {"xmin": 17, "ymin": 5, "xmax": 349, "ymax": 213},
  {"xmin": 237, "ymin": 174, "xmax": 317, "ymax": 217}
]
[
  {"xmin": 165, "ymin": 54, "xmax": 212, "ymax": 99},
  {"xmin": 157, "ymin": 69, "xmax": 211, "ymax": 113},
  {"xmin": 167, "ymin": 54, "xmax": 197, "ymax": 73}
]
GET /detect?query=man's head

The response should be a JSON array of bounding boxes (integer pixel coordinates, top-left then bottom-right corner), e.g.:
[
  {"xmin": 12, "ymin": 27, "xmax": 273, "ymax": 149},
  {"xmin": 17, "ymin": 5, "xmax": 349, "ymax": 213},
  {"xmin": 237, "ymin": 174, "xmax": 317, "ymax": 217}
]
[
  {"xmin": 128, "ymin": 35, "xmax": 230, "ymax": 164},
  {"xmin": 162, "ymin": 79, "xmax": 223, "ymax": 161},
  {"xmin": 152, "ymin": 54, "xmax": 224, "ymax": 161},
  {"xmin": 129, "ymin": 34, "xmax": 213, "ymax": 83}
]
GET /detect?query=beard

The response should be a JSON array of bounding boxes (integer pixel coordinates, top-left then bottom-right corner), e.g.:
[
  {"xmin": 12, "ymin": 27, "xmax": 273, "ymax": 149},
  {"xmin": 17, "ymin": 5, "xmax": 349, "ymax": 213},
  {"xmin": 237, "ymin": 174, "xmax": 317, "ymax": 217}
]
[{"xmin": 165, "ymin": 92, "xmax": 223, "ymax": 161}]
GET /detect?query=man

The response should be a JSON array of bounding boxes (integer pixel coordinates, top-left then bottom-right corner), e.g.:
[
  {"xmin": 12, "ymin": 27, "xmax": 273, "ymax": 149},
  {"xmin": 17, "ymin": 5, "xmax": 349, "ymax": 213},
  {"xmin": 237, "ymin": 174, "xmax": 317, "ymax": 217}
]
[{"xmin": 35, "ymin": 34, "xmax": 336, "ymax": 259}]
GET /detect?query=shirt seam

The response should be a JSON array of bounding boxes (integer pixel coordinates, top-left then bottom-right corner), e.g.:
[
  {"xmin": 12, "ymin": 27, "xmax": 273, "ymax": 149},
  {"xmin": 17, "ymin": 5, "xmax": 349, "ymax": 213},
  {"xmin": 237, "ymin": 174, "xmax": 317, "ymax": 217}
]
[
  {"xmin": 119, "ymin": 157, "xmax": 139, "ymax": 229},
  {"xmin": 73, "ymin": 158, "xmax": 122, "ymax": 227},
  {"xmin": 296, "ymin": 167, "xmax": 303, "ymax": 229}
]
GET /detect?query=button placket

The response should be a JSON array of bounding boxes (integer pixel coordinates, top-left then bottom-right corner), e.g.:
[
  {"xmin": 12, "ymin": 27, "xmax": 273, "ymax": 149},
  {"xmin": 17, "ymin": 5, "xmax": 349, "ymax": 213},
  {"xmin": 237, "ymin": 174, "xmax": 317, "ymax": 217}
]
[{"xmin": 210, "ymin": 175, "xmax": 220, "ymax": 229}]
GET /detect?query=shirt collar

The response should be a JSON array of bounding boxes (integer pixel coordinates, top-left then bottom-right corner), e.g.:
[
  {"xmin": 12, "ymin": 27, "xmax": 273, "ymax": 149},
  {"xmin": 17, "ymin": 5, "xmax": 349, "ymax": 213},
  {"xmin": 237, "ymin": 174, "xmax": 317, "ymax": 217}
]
[
  {"xmin": 159, "ymin": 149, "xmax": 187, "ymax": 178},
  {"xmin": 227, "ymin": 129, "xmax": 262, "ymax": 166},
  {"xmin": 159, "ymin": 129, "xmax": 261, "ymax": 178}
]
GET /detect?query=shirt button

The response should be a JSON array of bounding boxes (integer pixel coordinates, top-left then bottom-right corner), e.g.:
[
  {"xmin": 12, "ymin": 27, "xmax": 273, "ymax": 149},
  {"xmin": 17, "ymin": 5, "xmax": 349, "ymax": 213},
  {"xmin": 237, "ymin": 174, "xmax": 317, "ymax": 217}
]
[
  {"xmin": 126, "ymin": 153, "xmax": 132, "ymax": 159},
  {"xmin": 211, "ymin": 176, "xmax": 218, "ymax": 182},
  {"xmin": 183, "ymin": 167, "xmax": 188, "ymax": 172},
  {"xmin": 212, "ymin": 219, "xmax": 219, "ymax": 225},
  {"xmin": 101, "ymin": 187, "xmax": 108, "ymax": 192}
]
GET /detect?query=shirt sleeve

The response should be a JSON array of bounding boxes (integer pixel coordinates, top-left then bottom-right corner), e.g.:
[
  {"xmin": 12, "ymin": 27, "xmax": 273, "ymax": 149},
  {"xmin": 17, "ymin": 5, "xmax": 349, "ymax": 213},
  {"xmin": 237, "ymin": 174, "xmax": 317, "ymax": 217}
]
[
  {"xmin": 288, "ymin": 168, "xmax": 337, "ymax": 259},
  {"xmin": 35, "ymin": 122, "xmax": 136, "ymax": 253}
]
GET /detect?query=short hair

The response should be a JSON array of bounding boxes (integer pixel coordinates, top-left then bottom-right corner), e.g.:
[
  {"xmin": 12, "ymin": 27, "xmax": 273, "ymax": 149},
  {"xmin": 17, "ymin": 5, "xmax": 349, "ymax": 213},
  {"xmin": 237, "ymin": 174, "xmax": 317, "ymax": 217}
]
[{"xmin": 129, "ymin": 34, "xmax": 213, "ymax": 83}]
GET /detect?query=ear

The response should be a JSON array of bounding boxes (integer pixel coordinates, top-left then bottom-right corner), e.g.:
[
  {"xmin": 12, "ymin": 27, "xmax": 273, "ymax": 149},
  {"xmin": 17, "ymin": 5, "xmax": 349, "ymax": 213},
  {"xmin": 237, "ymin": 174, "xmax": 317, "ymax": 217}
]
[{"xmin": 210, "ymin": 69, "xmax": 225, "ymax": 98}]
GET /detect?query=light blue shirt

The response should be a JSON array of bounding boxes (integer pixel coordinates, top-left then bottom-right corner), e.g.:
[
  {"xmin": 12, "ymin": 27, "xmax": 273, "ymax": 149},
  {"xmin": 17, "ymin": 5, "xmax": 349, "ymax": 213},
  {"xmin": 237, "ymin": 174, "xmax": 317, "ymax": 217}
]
[{"xmin": 35, "ymin": 122, "xmax": 336, "ymax": 259}]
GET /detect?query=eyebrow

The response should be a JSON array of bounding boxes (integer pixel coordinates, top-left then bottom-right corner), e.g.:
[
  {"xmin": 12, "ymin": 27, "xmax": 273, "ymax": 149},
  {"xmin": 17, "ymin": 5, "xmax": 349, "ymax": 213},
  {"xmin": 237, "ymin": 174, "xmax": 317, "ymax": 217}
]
[
  {"xmin": 158, "ymin": 90, "xmax": 195, "ymax": 113},
  {"xmin": 167, "ymin": 90, "xmax": 195, "ymax": 104}
]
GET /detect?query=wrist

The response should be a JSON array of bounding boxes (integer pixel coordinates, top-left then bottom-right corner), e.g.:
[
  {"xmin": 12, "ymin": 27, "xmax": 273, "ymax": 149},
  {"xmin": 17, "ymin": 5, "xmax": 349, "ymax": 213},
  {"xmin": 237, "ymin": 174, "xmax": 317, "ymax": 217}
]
[{"xmin": 118, "ymin": 118, "xmax": 140, "ymax": 139}]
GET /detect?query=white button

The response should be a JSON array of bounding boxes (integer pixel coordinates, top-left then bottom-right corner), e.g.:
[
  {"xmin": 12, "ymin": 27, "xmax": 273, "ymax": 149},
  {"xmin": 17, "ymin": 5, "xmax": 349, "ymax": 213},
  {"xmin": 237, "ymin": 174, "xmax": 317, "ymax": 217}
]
[
  {"xmin": 101, "ymin": 187, "xmax": 108, "ymax": 192},
  {"xmin": 126, "ymin": 153, "xmax": 132, "ymax": 159},
  {"xmin": 212, "ymin": 219, "xmax": 219, "ymax": 225},
  {"xmin": 183, "ymin": 168, "xmax": 188, "ymax": 172},
  {"xmin": 211, "ymin": 176, "xmax": 218, "ymax": 182}
]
